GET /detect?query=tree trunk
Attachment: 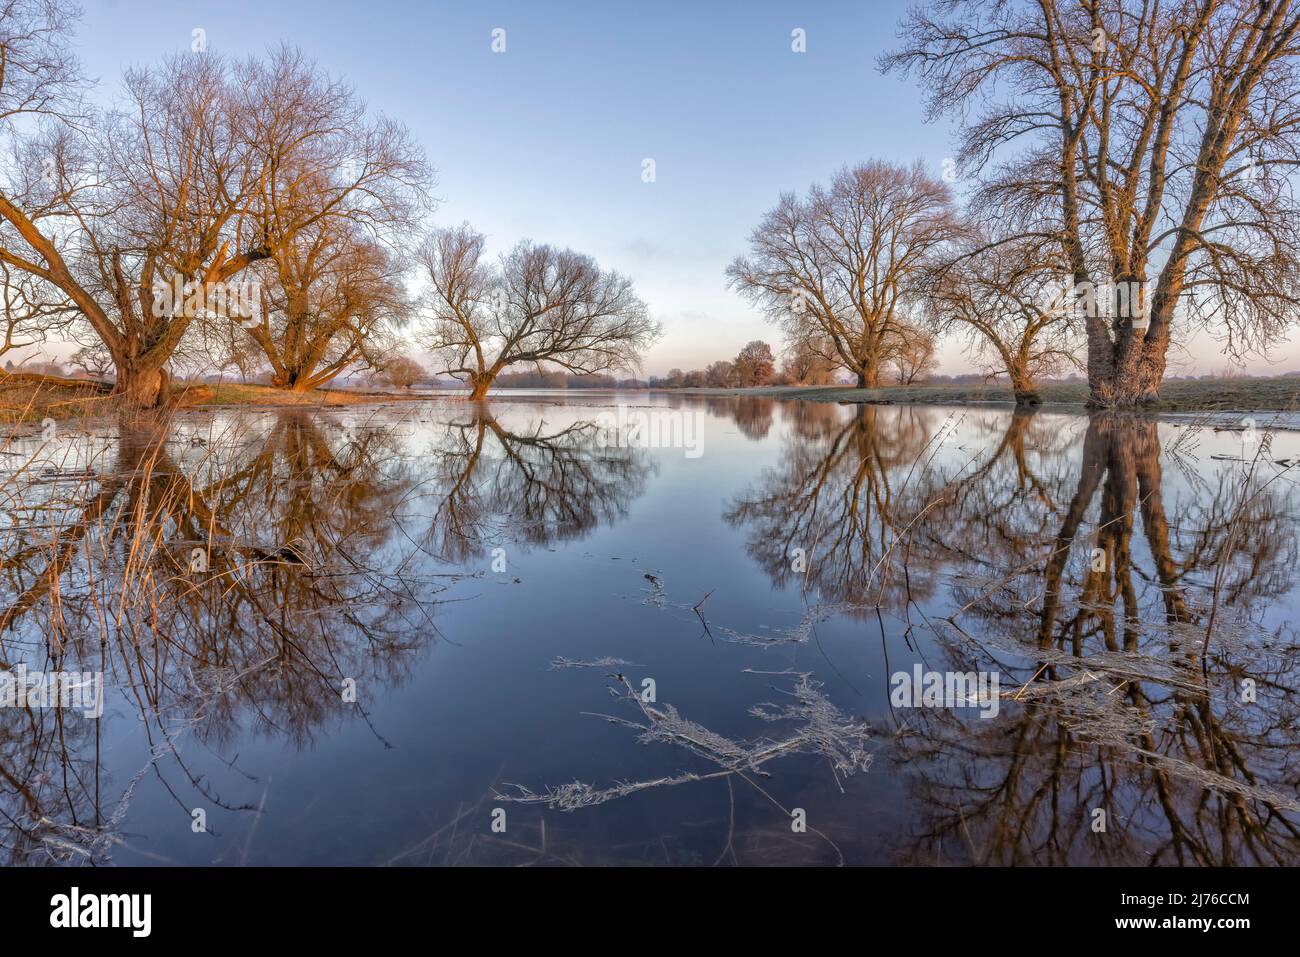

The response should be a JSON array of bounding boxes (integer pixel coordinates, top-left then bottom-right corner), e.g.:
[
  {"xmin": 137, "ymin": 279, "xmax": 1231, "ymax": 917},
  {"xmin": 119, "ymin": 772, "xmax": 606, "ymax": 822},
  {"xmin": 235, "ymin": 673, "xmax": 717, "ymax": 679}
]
[
  {"xmin": 855, "ymin": 365, "xmax": 880, "ymax": 389},
  {"xmin": 1086, "ymin": 334, "xmax": 1164, "ymax": 408},
  {"xmin": 1009, "ymin": 369, "xmax": 1040, "ymax": 407},
  {"xmin": 1085, "ymin": 276, "xmax": 1167, "ymax": 408},
  {"xmin": 468, "ymin": 374, "xmax": 493, "ymax": 401},
  {"xmin": 277, "ymin": 364, "xmax": 338, "ymax": 393},
  {"xmin": 114, "ymin": 361, "xmax": 170, "ymax": 410}
]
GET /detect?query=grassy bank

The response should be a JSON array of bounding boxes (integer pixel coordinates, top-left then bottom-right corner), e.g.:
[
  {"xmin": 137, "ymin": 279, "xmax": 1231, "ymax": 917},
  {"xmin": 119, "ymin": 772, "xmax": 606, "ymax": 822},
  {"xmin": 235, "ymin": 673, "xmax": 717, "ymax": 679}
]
[
  {"xmin": 5, "ymin": 373, "xmax": 1296, "ymax": 427},
  {"xmin": 0, "ymin": 375, "xmax": 433, "ymax": 425},
  {"xmin": 0, "ymin": 373, "xmax": 117, "ymax": 425},
  {"xmin": 194, "ymin": 382, "xmax": 428, "ymax": 408},
  {"xmin": 661, "ymin": 376, "xmax": 1300, "ymax": 412}
]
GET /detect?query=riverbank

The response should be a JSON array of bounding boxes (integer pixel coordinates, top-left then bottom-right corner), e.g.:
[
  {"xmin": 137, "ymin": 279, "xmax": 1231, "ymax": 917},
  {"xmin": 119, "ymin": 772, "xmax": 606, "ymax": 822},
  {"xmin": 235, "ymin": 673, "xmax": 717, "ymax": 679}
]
[
  {"xmin": 656, "ymin": 376, "xmax": 1300, "ymax": 414},
  {"xmin": 0, "ymin": 376, "xmax": 431, "ymax": 425},
  {"xmin": 6, "ymin": 373, "xmax": 1298, "ymax": 427}
]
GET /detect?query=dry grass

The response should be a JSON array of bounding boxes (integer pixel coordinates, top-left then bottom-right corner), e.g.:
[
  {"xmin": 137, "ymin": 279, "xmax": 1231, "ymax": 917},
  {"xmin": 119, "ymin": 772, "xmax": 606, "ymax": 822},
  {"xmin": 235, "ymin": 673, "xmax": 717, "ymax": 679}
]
[
  {"xmin": 0, "ymin": 373, "xmax": 434, "ymax": 425},
  {"xmin": 0, "ymin": 373, "xmax": 116, "ymax": 425},
  {"xmin": 193, "ymin": 381, "xmax": 429, "ymax": 408},
  {"xmin": 667, "ymin": 375, "xmax": 1300, "ymax": 412}
]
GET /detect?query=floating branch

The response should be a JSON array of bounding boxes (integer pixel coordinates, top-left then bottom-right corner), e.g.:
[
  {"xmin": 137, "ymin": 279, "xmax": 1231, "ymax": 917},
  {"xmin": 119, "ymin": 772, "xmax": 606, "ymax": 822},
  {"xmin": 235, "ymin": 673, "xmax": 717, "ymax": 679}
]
[
  {"xmin": 548, "ymin": 656, "xmax": 641, "ymax": 671},
  {"xmin": 496, "ymin": 672, "xmax": 872, "ymax": 813}
]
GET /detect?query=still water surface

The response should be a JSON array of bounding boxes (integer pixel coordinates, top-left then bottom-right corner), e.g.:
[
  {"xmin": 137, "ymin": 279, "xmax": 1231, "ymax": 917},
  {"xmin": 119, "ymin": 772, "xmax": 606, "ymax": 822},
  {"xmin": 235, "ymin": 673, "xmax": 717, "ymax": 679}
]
[{"xmin": 2, "ymin": 394, "xmax": 1298, "ymax": 865}]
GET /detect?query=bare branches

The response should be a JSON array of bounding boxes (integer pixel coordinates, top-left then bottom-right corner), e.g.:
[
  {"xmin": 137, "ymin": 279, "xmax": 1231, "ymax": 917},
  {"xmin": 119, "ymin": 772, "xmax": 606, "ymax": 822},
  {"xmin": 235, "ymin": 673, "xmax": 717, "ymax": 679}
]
[
  {"xmin": 0, "ymin": 19, "xmax": 434, "ymax": 408},
  {"xmin": 728, "ymin": 159, "xmax": 960, "ymax": 388},
  {"xmin": 497, "ymin": 673, "xmax": 872, "ymax": 821},
  {"xmin": 886, "ymin": 0, "xmax": 1300, "ymax": 406},
  {"xmin": 927, "ymin": 229, "xmax": 1081, "ymax": 402},
  {"xmin": 417, "ymin": 223, "xmax": 660, "ymax": 399}
]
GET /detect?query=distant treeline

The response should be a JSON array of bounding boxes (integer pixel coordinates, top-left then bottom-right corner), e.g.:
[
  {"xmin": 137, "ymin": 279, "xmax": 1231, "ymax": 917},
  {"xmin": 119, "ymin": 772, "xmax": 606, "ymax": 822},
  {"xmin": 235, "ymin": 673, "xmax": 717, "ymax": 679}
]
[{"xmin": 477, "ymin": 370, "xmax": 642, "ymax": 389}]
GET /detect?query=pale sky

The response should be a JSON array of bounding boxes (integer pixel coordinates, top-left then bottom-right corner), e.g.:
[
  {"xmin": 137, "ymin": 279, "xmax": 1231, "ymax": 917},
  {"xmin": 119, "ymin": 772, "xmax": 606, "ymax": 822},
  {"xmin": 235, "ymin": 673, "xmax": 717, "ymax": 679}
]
[{"xmin": 44, "ymin": 0, "xmax": 1300, "ymax": 377}]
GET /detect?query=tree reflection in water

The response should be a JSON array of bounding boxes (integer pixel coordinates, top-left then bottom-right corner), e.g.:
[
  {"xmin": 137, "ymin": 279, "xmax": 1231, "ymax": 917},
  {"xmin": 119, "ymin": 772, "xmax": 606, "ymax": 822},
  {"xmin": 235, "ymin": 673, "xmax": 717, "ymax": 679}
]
[
  {"xmin": 0, "ymin": 403, "xmax": 653, "ymax": 864},
  {"xmin": 724, "ymin": 401, "xmax": 1300, "ymax": 863},
  {"xmin": 0, "ymin": 409, "xmax": 448, "ymax": 862},
  {"xmin": 418, "ymin": 406, "xmax": 651, "ymax": 565},
  {"xmin": 725, "ymin": 403, "xmax": 947, "ymax": 614},
  {"xmin": 898, "ymin": 413, "xmax": 1300, "ymax": 864},
  {"xmin": 2, "ymin": 397, "xmax": 1297, "ymax": 865}
]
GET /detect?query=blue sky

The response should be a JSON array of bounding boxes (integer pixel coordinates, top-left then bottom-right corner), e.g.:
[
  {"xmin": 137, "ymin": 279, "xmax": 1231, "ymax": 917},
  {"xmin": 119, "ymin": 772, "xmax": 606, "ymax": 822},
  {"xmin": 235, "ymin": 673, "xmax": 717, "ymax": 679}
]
[{"xmin": 71, "ymin": 0, "xmax": 1297, "ymax": 376}]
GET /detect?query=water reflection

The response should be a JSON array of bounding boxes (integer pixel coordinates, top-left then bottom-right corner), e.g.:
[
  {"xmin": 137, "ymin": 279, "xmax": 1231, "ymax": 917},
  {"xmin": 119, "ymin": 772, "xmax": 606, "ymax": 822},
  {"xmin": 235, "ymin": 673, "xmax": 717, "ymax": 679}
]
[
  {"xmin": 0, "ymin": 410, "xmax": 439, "ymax": 862},
  {"xmin": 722, "ymin": 403, "xmax": 1300, "ymax": 864},
  {"xmin": 0, "ymin": 397, "xmax": 1297, "ymax": 865},
  {"xmin": 892, "ymin": 412, "xmax": 1300, "ymax": 865},
  {"xmin": 724, "ymin": 404, "xmax": 941, "ymax": 612},
  {"xmin": 420, "ymin": 407, "xmax": 652, "ymax": 563}
]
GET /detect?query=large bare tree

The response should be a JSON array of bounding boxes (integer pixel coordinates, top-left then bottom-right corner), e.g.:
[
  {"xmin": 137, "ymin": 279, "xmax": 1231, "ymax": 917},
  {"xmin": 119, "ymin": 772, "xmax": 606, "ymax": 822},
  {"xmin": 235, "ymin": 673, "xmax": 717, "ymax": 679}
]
[
  {"xmin": 727, "ymin": 160, "xmax": 960, "ymax": 388},
  {"xmin": 0, "ymin": 41, "xmax": 269, "ymax": 407},
  {"xmin": 0, "ymin": 6, "xmax": 428, "ymax": 407},
  {"xmin": 236, "ymin": 46, "xmax": 430, "ymax": 391},
  {"xmin": 244, "ymin": 222, "xmax": 410, "ymax": 390},
  {"xmin": 417, "ymin": 223, "xmax": 660, "ymax": 400},
  {"xmin": 886, "ymin": 0, "xmax": 1300, "ymax": 407},
  {"xmin": 928, "ymin": 232, "xmax": 1081, "ymax": 404}
]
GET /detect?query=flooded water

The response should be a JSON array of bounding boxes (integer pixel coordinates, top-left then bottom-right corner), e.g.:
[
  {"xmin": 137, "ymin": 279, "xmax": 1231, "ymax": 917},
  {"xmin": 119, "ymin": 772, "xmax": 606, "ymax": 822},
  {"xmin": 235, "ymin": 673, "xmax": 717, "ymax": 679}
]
[{"xmin": 2, "ymin": 394, "xmax": 1298, "ymax": 866}]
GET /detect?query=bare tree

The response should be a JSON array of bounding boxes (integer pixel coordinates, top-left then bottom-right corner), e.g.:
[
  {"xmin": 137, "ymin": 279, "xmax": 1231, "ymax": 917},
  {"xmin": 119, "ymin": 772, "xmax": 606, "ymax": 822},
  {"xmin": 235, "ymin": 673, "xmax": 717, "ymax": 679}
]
[
  {"xmin": 928, "ymin": 232, "xmax": 1080, "ymax": 404},
  {"xmin": 379, "ymin": 355, "xmax": 426, "ymax": 390},
  {"xmin": 705, "ymin": 359, "xmax": 735, "ymax": 387},
  {"xmin": 0, "ymin": 22, "xmax": 428, "ymax": 408},
  {"xmin": 69, "ymin": 340, "xmax": 114, "ymax": 379},
  {"xmin": 0, "ymin": 1, "xmax": 84, "ymax": 128},
  {"xmin": 0, "ymin": 260, "xmax": 73, "ymax": 364},
  {"xmin": 728, "ymin": 160, "xmax": 960, "ymax": 388},
  {"xmin": 732, "ymin": 339, "xmax": 775, "ymax": 387},
  {"xmin": 782, "ymin": 332, "xmax": 840, "ymax": 385},
  {"xmin": 0, "ymin": 49, "xmax": 268, "ymax": 408},
  {"xmin": 245, "ymin": 226, "xmax": 410, "ymax": 390},
  {"xmin": 0, "ymin": 1, "xmax": 92, "ymax": 370},
  {"xmin": 417, "ymin": 223, "xmax": 660, "ymax": 400},
  {"xmin": 235, "ymin": 47, "xmax": 431, "ymax": 391},
  {"xmin": 886, "ymin": 0, "xmax": 1300, "ymax": 407},
  {"xmin": 889, "ymin": 324, "xmax": 938, "ymax": 384}
]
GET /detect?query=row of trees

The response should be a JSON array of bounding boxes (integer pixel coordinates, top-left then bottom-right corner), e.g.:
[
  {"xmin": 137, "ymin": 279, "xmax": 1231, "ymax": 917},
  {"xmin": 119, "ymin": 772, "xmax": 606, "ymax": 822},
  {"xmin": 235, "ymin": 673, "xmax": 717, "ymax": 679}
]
[
  {"xmin": 652, "ymin": 332, "xmax": 938, "ymax": 389},
  {"xmin": 656, "ymin": 340, "xmax": 777, "ymax": 388},
  {"xmin": 8, "ymin": 1, "xmax": 1299, "ymax": 408},
  {"xmin": 0, "ymin": 1, "xmax": 437, "ymax": 407},
  {"xmin": 0, "ymin": 2, "xmax": 660, "ymax": 407},
  {"xmin": 724, "ymin": 158, "xmax": 1133, "ymax": 405},
  {"xmin": 718, "ymin": 1, "xmax": 1300, "ymax": 408}
]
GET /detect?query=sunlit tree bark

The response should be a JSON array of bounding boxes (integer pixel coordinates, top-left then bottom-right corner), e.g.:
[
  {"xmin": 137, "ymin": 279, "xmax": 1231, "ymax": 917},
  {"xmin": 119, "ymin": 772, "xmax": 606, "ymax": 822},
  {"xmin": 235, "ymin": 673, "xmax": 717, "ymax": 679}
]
[{"xmin": 887, "ymin": 0, "xmax": 1300, "ymax": 407}]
